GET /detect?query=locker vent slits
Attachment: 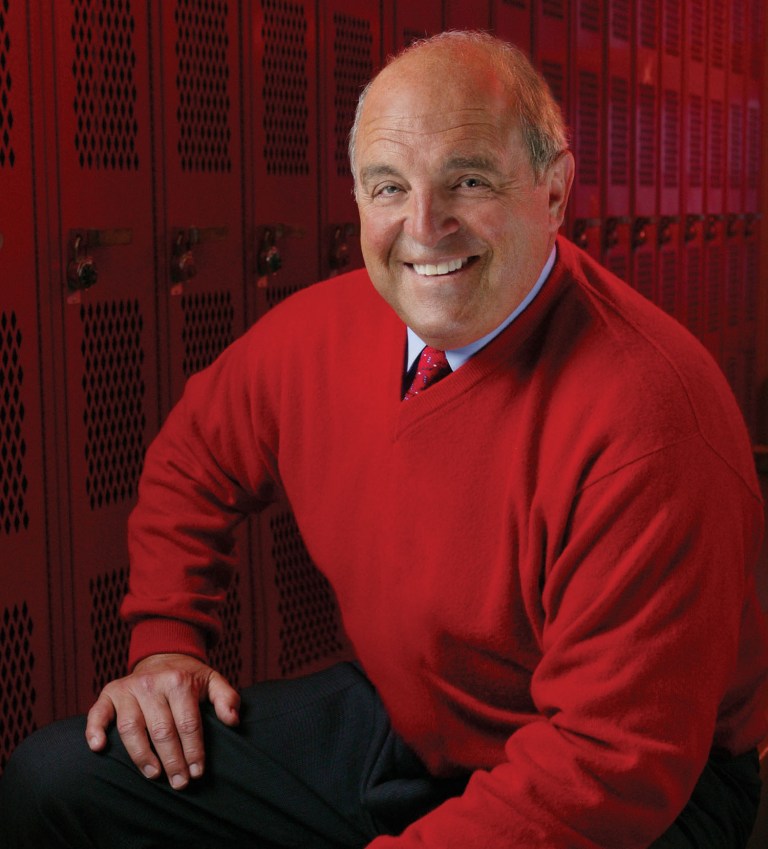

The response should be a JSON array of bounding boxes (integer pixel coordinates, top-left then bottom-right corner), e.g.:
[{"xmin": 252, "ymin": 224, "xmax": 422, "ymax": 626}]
[
  {"xmin": 540, "ymin": 61, "xmax": 565, "ymax": 111},
  {"xmin": 662, "ymin": 89, "xmax": 680, "ymax": 190},
  {"xmin": 662, "ymin": 0, "xmax": 681, "ymax": 58},
  {"xmin": 80, "ymin": 300, "xmax": 146, "ymax": 511},
  {"xmin": 687, "ymin": 95, "xmax": 704, "ymax": 189},
  {"xmin": 70, "ymin": 0, "xmax": 140, "ymax": 171},
  {"xmin": 747, "ymin": 106, "xmax": 761, "ymax": 191},
  {"xmin": 745, "ymin": 240, "xmax": 759, "ymax": 324},
  {"xmin": 750, "ymin": 0, "xmax": 765, "ymax": 81},
  {"xmin": 608, "ymin": 76, "xmax": 629, "ymax": 188},
  {"xmin": 577, "ymin": 71, "xmax": 599, "ymax": 187},
  {"xmin": 175, "ymin": 0, "xmax": 232, "ymax": 173},
  {"xmin": 181, "ymin": 291, "xmax": 234, "ymax": 377},
  {"xmin": 333, "ymin": 13, "xmax": 372, "ymax": 179},
  {"xmin": 261, "ymin": 0, "xmax": 310, "ymax": 177},
  {"xmin": 578, "ymin": 0, "xmax": 600, "ymax": 33},
  {"xmin": 726, "ymin": 243, "xmax": 743, "ymax": 328},
  {"xmin": 634, "ymin": 250, "xmax": 654, "ymax": 302},
  {"xmin": 502, "ymin": 0, "xmax": 527, "ymax": 10},
  {"xmin": 542, "ymin": 0, "xmax": 566, "ymax": 20},
  {"xmin": 270, "ymin": 511, "xmax": 344, "ymax": 677},
  {"xmin": 0, "ymin": 603, "xmax": 36, "ymax": 771},
  {"xmin": 267, "ymin": 281, "xmax": 301, "ymax": 310},
  {"xmin": 610, "ymin": 0, "xmax": 630, "ymax": 42},
  {"xmin": 0, "ymin": 312, "xmax": 29, "ymax": 535},
  {"xmin": 660, "ymin": 249, "xmax": 677, "ymax": 316},
  {"xmin": 708, "ymin": 99, "xmax": 724, "ymax": 191},
  {"xmin": 638, "ymin": 84, "xmax": 657, "ymax": 188},
  {"xmin": 706, "ymin": 245, "xmax": 723, "ymax": 333},
  {"xmin": 208, "ymin": 571, "xmax": 244, "ymax": 688},
  {"xmin": 685, "ymin": 245, "xmax": 703, "ymax": 337},
  {"xmin": 0, "ymin": 0, "xmax": 15, "ymax": 168},
  {"xmin": 710, "ymin": 0, "xmax": 726, "ymax": 70},
  {"xmin": 689, "ymin": 0, "xmax": 705, "ymax": 64},
  {"xmin": 729, "ymin": 104, "xmax": 744, "ymax": 192},
  {"xmin": 89, "ymin": 567, "xmax": 130, "ymax": 695},
  {"xmin": 638, "ymin": 0, "xmax": 658, "ymax": 51},
  {"xmin": 730, "ymin": 0, "xmax": 746, "ymax": 76}
]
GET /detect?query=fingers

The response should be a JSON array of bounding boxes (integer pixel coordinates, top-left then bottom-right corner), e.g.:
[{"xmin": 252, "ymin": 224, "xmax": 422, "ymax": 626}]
[
  {"xmin": 85, "ymin": 691, "xmax": 116, "ymax": 752},
  {"xmin": 208, "ymin": 670, "xmax": 241, "ymax": 727}
]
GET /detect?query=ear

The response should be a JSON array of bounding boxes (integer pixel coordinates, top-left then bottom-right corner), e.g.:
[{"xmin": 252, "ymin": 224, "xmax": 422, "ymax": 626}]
[{"xmin": 546, "ymin": 151, "xmax": 575, "ymax": 232}]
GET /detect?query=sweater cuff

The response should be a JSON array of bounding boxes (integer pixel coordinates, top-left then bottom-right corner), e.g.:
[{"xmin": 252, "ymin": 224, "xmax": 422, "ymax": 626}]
[{"xmin": 128, "ymin": 618, "xmax": 209, "ymax": 671}]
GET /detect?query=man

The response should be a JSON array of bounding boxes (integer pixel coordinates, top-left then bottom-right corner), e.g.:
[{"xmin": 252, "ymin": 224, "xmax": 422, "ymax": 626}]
[{"xmin": 1, "ymin": 31, "xmax": 767, "ymax": 849}]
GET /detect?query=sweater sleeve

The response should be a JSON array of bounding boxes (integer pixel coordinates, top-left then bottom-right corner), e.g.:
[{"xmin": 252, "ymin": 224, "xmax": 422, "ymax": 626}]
[
  {"xmin": 122, "ymin": 329, "xmax": 279, "ymax": 668},
  {"xmin": 368, "ymin": 435, "xmax": 767, "ymax": 849}
]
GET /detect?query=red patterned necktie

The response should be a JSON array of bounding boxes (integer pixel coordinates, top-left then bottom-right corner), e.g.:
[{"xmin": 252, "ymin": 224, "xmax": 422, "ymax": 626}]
[{"xmin": 403, "ymin": 346, "xmax": 452, "ymax": 400}]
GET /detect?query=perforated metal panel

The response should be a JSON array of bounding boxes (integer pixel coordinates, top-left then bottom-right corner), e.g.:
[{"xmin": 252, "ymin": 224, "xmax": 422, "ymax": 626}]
[
  {"xmin": 687, "ymin": 94, "xmax": 704, "ymax": 189},
  {"xmin": 261, "ymin": 0, "xmax": 309, "ymax": 176},
  {"xmin": 0, "ymin": 0, "xmax": 15, "ymax": 169},
  {"xmin": 270, "ymin": 511, "xmax": 345, "ymax": 678},
  {"xmin": 637, "ymin": 84, "xmax": 657, "ymax": 189},
  {"xmin": 0, "ymin": 603, "xmax": 36, "ymax": 771},
  {"xmin": 80, "ymin": 300, "xmax": 146, "ymax": 511},
  {"xmin": 208, "ymin": 571, "xmax": 244, "ymax": 688},
  {"xmin": 1, "ymin": 311, "xmax": 29, "ymax": 534},
  {"xmin": 89, "ymin": 566, "xmax": 131, "ymax": 693},
  {"xmin": 180, "ymin": 291, "xmax": 234, "ymax": 377},
  {"xmin": 576, "ymin": 70, "xmax": 599, "ymax": 190},
  {"xmin": 332, "ymin": 13, "xmax": 373, "ymax": 179},
  {"xmin": 174, "ymin": 0, "xmax": 232, "ymax": 174},
  {"xmin": 70, "ymin": 0, "xmax": 140, "ymax": 170}
]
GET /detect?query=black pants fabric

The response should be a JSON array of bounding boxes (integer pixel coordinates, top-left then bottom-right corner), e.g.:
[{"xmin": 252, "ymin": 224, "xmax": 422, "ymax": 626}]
[{"xmin": 0, "ymin": 661, "xmax": 761, "ymax": 848}]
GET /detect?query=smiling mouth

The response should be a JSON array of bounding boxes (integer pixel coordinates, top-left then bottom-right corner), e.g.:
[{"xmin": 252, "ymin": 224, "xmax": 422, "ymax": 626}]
[{"xmin": 409, "ymin": 256, "xmax": 476, "ymax": 277}]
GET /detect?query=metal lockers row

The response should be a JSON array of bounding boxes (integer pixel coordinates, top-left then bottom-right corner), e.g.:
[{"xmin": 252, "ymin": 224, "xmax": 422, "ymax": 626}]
[{"xmin": 0, "ymin": 0, "xmax": 766, "ymax": 773}]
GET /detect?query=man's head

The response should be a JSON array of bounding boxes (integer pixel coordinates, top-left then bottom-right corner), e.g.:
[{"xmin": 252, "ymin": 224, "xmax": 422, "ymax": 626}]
[{"xmin": 350, "ymin": 31, "xmax": 574, "ymax": 350}]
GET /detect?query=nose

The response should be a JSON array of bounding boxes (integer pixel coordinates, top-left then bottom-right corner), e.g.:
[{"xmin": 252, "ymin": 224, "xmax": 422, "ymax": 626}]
[{"xmin": 403, "ymin": 190, "xmax": 460, "ymax": 248}]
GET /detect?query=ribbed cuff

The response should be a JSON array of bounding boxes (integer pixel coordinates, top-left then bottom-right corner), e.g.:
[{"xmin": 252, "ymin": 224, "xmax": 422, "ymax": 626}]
[{"xmin": 128, "ymin": 618, "xmax": 208, "ymax": 671}]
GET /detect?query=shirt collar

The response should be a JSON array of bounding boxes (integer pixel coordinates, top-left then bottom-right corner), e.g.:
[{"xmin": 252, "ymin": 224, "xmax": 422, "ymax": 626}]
[{"xmin": 406, "ymin": 244, "xmax": 558, "ymax": 372}]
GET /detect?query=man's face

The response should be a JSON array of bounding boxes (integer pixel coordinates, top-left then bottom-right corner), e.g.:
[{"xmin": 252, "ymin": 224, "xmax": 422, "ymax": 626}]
[{"xmin": 354, "ymin": 52, "xmax": 572, "ymax": 350}]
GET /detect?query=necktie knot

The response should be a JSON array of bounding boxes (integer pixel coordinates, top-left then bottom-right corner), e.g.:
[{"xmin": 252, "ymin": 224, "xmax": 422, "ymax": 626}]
[{"xmin": 403, "ymin": 346, "xmax": 451, "ymax": 400}]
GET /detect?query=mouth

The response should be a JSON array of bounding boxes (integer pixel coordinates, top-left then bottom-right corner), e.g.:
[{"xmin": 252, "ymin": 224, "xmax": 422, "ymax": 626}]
[{"xmin": 408, "ymin": 256, "xmax": 477, "ymax": 277}]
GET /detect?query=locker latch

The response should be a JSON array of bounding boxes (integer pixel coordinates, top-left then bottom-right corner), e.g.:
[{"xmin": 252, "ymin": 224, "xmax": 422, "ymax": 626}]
[
  {"xmin": 658, "ymin": 217, "xmax": 676, "ymax": 246},
  {"xmin": 684, "ymin": 215, "xmax": 703, "ymax": 243},
  {"xmin": 66, "ymin": 228, "xmax": 132, "ymax": 292},
  {"xmin": 170, "ymin": 226, "xmax": 229, "ymax": 285},
  {"xmin": 631, "ymin": 217, "xmax": 652, "ymax": 249},
  {"xmin": 258, "ymin": 227, "xmax": 283, "ymax": 276},
  {"xmin": 329, "ymin": 223, "xmax": 356, "ymax": 271}
]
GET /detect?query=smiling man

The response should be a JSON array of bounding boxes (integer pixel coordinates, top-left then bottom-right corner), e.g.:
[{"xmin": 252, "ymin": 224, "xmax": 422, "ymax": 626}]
[{"xmin": 2, "ymin": 31, "xmax": 767, "ymax": 849}]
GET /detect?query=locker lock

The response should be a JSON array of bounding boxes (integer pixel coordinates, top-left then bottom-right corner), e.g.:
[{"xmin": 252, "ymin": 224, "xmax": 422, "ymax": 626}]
[
  {"xmin": 329, "ymin": 223, "xmax": 356, "ymax": 271},
  {"xmin": 726, "ymin": 214, "xmax": 741, "ymax": 239},
  {"xmin": 604, "ymin": 218, "xmax": 621, "ymax": 251},
  {"xmin": 631, "ymin": 217, "xmax": 651, "ymax": 249},
  {"xmin": 67, "ymin": 233, "xmax": 98, "ymax": 292},
  {"xmin": 572, "ymin": 220, "xmax": 589, "ymax": 251},
  {"xmin": 257, "ymin": 228, "xmax": 283, "ymax": 276},
  {"xmin": 658, "ymin": 217, "xmax": 675, "ymax": 246},
  {"xmin": 705, "ymin": 215, "xmax": 721, "ymax": 241},
  {"xmin": 171, "ymin": 229, "xmax": 199, "ymax": 283},
  {"xmin": 684, "ymin": 215, "xmax": 703, "ymax": 242}
]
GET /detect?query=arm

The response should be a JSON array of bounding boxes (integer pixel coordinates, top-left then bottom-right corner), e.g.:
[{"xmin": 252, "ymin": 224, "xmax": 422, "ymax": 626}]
[
  {"xmin": 369, "ymin": 437, "xmax": 767, "ymax": 848},
  {"xmin": 87, "ymin": 329, "xmax": 279, "ymax": 786}
]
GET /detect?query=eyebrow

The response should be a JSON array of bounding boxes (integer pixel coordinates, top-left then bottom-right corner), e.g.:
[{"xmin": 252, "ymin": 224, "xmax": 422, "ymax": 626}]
[{"xmin": 360, "ymin": 157, "xmax": 502, "ymax": 185}]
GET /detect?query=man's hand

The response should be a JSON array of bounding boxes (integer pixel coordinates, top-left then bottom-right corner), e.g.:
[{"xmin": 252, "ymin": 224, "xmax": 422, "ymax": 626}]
[{"xmin": 85, "ymin": 653, "xmax": 240, "ymax": 790}]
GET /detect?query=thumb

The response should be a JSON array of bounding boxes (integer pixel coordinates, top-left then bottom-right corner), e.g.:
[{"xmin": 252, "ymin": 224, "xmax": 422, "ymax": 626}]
[{"xmin": 207, "ymin": 670, "xmax": 241, "ymax": 726}]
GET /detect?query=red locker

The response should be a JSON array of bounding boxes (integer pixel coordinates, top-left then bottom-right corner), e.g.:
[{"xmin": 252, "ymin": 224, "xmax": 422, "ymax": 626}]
[
  {"xmin": 702, "ymin": 0, "xmax": 728, "ymax": 363},
  {"xmin": 657, "ymin": 0, "xmax": 683, "ymax": 319},
  {"xmin": 570, "ymin": 0, "xmax": 604, "ymax": 259},
  {"xmin": 151, "ymin": 2, "xmax": 247, "ymax": 411},
  {"xmin": 631, "ymin": 0, "xmax": 660, "ymax": 303},
  {"xmin": 385, "ymin": 0, "xmax": 443, "ymax": 53},
  {"xmin": 248, "ymin": 0, "xmax": 321, "ymax": 323},
  {"xmin": 680, "ymin": 0, "xmax": 706, "ymax": 335},
  {"xmin": 0, "ymin": 0, "xmax": 57, "ymax": 769},
  {"xmin": 318, "ymin": 1, "xmax": 382, "ymax": 280},
  {"xmin": 443, "ymin": 0, "xmax": 491, "ymax": 29},
  {"xmin": 491, "ymin": 0, "xmax": 532, "ymax": 54},
  {"xmin": 43, "ymin": 0, "xmax": 161, "ymax": 712},
  {"xmin": 601, "ymin": 0, "xmax": 632, "ymax": 280}
]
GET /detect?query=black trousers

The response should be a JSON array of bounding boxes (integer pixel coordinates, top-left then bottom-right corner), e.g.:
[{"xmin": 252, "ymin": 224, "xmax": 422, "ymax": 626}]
[{"xmin": 0, "ymin": 662, "xmax": 761, "ymax": 848}]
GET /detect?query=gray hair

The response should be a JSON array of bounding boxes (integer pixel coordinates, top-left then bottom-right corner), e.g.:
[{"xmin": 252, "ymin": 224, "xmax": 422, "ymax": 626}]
[{"xmin": 348, "ymin": 30, "xmax": 569, "ymax": 187}]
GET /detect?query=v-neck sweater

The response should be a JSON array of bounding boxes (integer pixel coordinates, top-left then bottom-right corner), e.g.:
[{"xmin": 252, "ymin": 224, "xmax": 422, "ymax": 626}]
[{"xmin": 124, "ymin": 236, "xmax": 768, "ymax": 849}]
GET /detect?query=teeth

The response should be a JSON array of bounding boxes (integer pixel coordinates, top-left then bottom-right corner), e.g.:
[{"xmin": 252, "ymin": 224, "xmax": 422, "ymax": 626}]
[{"xmin": 412, "ymin": 257, "xmax": 468, "ymax": 276}]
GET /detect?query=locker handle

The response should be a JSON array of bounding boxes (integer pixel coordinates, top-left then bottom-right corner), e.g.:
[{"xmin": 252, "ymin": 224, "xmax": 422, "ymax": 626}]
[
  {"xmin": 256, "ymin": 224, "xmax": 306, "ymax": 277},
  {"xmin": 704, "ymin": 215, "xmax": 722, "ymax": 241},
  {"xmin": 658, "ymin": 217, "xmax": 677, "ymax": 246},
  {"xmin": 726, "ymin": 214, "xmax": 742, "ymax": 239},
  {"xmin": 684, "ymin": 215, "xmax": 704, "ymax": 242},
  {"xmin": 66, "ymin": 228, "xmax": 133, "ymax": 292},
  {"xmin": 631, "ymin": 217, "xmax": 653, "ymax": 250},
  {"xmin": 170, "ymin": 226, "xmax": 229, "ymax": 283},
  {"xmin": 329, "ymin": 222, "xmax": 357, "ymax": 271}
]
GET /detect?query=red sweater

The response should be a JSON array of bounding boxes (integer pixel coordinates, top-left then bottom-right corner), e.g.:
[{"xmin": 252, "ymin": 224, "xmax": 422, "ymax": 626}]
[{"xmin": 124, "ymin": 237, "xmax": 768, "ymax": 848}]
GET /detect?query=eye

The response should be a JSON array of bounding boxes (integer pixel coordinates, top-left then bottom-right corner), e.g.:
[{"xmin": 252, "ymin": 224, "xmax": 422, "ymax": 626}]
[
  {"xmin": 458, "ymin": 177, "xmax": 487, "ymax": 189},
  {"xmin": 376, "ymin": 184, "xmax": 402, "ymax": 197}
]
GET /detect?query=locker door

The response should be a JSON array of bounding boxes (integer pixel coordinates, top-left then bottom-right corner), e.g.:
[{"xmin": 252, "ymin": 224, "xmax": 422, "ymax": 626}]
[
  {"xmin": 491, "ymin": 0, "xmax": 532, "ymax": 54},
  {"xmin": 385, "ymin": 0, "xmax": 443, "ymax": 54},
  {"xmin": 443, "ymin": 0, "xmax": 491, "ymax": 29},
  {"xmin": 533, "ymin": 0, "xmax": 570, "ymax": 237},
  {"xmin": 318, "ymin": 1, "xmax": 382, "ymax": 280},
  {"xmin": 570, "ymin": 0, "xmax": 604, "ymax": 259},
  {"xmin": 602, "ymin": 0, "xmax": 632, "ymax": 280},
  {"xmin": 703, "ymin": 0, "xmax": 728, "ymax": 363},
  {"xmin": 0, "ymin": 0, "xmax": 56, "ymax": 771},
  {"xmin": 631, "ymin": 0, "xmax": 660, "ymax": 303},
  {"xmin": 150, "ymin": 1, "xmax": 254, "ymax": 690},
  {"xmin": 248, "ymin": 0, "xmax": 320, "ymax": 323},
  {"xmin": 680, "ymin": 0, "xmax": 706, "ymax": 335},
  {"xmin": 46, "ymin": 0, "xmax": 160, "ymax": 712},
  {"xmin": 657, "ymin": 0, "xmax": 683, "ymax": 319}
]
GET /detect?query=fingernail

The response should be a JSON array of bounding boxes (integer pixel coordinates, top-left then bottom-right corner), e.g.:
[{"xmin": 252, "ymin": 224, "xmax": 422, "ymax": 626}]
[
  {"xmin": 171, "ymin": 774, "xmax": 187, "ymax": 789},
  {"xmin": 143, "ymin": 765, "xmax": 159, "ymax": 779},
  {"xmin": 189, "ymin": 762, "xmax": 202, "ymax": 778}
]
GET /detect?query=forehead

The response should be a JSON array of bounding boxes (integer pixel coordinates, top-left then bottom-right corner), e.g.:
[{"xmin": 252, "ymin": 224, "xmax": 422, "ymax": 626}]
[{"xmin": 356, "ymin": 55, "xmax": 522, "ymax": 168}]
